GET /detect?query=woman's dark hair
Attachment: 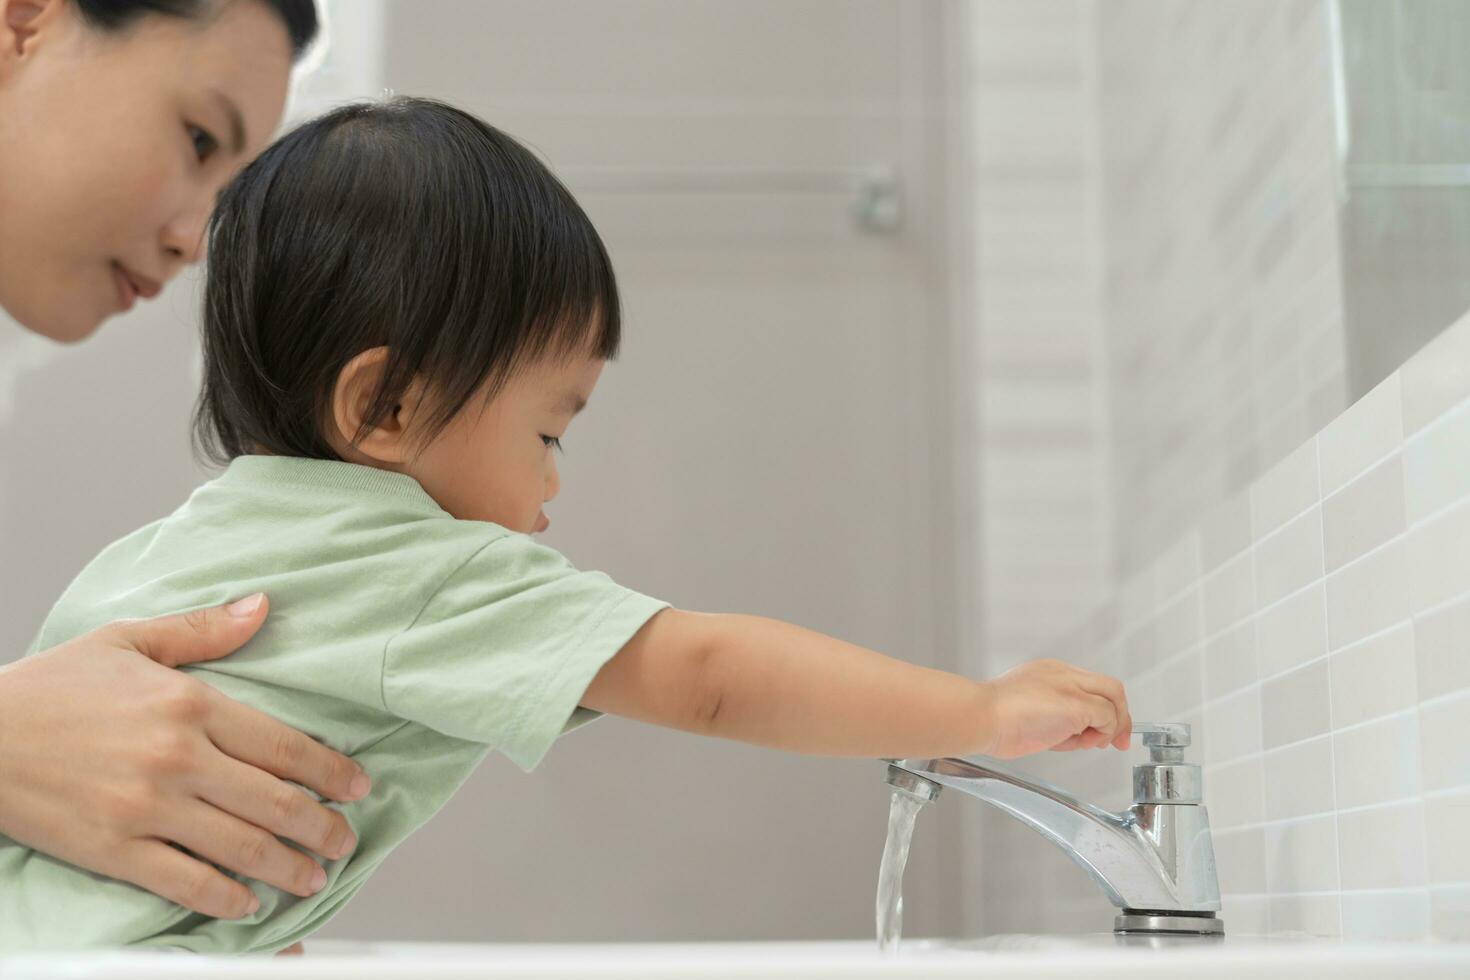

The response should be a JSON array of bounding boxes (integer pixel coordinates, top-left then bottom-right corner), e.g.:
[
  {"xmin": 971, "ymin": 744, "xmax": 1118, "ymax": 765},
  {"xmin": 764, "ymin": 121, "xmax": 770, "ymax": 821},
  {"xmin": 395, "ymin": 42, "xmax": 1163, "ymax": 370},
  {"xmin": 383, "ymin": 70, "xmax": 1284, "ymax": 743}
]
[
  {"xmin": 193, "ymin": 96, "xmax": 622, "ymax": 464},
  {"xmin": 75, "ymin": 0, "xmax": 319, "ymax": 60}
]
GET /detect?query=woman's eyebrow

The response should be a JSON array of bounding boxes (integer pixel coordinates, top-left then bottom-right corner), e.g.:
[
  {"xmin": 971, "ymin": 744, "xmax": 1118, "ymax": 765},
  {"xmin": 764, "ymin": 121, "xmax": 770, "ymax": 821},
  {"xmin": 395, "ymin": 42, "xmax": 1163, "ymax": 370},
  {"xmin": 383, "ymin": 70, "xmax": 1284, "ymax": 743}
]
[{"xmin": 211, "ymin": 89, "xmax": 246, "ymax": 155}]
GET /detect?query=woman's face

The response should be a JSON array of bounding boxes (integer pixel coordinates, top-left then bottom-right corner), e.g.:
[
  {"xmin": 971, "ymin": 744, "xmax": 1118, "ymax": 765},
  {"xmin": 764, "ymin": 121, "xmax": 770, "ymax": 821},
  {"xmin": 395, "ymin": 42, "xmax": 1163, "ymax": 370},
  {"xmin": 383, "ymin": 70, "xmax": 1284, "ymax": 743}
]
[{"xmin": 0, "ymin": 0, "xmax": 293, "ymax": 341}]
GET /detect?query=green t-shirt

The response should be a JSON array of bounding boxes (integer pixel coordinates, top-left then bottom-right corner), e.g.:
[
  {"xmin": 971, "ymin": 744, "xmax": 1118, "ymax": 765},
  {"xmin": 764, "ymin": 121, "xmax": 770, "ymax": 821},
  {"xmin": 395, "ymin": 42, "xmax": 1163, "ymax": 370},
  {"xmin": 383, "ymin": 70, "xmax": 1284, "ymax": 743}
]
[{"xmin": 0, "ymin": 456, "xmax": 670, "ymax": 953}]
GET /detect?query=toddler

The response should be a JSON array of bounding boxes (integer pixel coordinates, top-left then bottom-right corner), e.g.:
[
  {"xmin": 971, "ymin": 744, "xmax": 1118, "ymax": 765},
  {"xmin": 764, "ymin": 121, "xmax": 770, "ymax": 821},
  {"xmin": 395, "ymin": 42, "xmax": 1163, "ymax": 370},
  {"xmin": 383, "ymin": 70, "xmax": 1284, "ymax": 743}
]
[{"xmin": 0, "ymin": 97, "xmax": 1131, "ymax": 953}]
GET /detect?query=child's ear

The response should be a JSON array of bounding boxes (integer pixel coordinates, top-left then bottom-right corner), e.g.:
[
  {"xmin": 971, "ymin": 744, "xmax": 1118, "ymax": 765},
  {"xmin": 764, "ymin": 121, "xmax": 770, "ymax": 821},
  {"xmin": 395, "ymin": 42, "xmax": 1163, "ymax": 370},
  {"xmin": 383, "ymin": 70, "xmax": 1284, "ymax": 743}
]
[{"xmin": 329, "ymin": 347, "xmax": 431, "ymax": 464}]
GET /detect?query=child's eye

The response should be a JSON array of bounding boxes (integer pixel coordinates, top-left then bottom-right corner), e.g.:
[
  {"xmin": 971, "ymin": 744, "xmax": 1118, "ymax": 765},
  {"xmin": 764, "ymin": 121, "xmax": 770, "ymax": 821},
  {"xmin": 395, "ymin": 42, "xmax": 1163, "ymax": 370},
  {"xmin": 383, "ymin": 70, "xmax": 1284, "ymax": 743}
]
[
  {"xmin": 187, "ymin": 123, "xmax": 219, "ymax": 163},
  {"xmin": 541, "ymin": 434, "xmax": 563, "ymax": 453}
]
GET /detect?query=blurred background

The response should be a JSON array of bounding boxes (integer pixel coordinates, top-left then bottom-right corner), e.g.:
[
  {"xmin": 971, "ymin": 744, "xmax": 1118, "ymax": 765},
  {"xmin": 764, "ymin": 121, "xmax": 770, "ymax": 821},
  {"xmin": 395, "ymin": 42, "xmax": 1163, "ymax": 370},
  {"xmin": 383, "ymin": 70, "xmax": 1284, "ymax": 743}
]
[{"xmin": 2, "ymin": 0, "xmax": 1467, "ymax": 945}]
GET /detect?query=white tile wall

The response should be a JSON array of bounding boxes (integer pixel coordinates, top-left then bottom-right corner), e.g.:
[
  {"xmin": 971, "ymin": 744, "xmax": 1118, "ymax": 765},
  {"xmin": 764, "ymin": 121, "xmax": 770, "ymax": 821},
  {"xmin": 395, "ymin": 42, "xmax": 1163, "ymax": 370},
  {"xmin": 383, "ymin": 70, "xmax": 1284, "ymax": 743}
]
[
  {"xmin": 991, "ymin": 310, "xmax": 1470, "ymax": 940},
  {"xmin": 959, "ymin": 0, "xmax": 1470, "ymax": 945}
]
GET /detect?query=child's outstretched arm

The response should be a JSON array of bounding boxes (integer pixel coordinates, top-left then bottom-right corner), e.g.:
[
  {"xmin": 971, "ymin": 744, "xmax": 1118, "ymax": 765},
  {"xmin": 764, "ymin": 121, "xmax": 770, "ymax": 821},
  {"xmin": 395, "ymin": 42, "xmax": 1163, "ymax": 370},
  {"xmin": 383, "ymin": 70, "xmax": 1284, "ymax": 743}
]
[{"xmin": 580, "ymin": 610, "xmax": 1132, "ymax": 760}]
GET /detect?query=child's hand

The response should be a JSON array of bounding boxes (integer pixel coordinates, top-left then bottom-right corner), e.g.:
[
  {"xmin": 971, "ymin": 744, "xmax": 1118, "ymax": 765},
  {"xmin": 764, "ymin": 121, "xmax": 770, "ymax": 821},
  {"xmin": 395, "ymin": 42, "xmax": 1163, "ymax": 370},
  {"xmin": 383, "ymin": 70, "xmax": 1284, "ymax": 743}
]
[{"xmin": 976, "ymin": 659, "xmax": 1132, "ymax": 759}]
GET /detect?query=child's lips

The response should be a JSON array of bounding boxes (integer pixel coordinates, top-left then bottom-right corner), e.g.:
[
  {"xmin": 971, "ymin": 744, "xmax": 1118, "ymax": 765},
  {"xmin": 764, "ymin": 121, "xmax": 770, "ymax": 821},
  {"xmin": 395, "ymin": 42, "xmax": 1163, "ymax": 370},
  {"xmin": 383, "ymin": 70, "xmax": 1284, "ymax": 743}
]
[{"xmin": 533, "ymin": 512, "xmax": 550, "ymax": 533}]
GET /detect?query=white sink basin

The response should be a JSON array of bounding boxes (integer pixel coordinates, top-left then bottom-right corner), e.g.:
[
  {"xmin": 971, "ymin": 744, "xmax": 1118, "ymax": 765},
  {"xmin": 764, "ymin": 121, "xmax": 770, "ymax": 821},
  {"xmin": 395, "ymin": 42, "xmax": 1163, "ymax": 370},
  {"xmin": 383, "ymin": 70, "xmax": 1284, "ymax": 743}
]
[{"xmin": 4, "ymin": 937, "xmax": 1470, "ymax": 978}]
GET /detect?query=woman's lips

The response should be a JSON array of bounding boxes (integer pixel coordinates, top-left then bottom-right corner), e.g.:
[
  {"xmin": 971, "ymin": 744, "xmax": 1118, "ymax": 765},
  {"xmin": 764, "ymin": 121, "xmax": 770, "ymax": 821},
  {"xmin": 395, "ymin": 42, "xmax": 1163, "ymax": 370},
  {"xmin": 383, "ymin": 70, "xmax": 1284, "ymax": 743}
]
[
  {"xmin": 111, "ymin": 262, "xmax": 162, "ymax": 311},
  {"xmin": 112, "ymin": 263, "xmax": 136, "ymax": 312}
]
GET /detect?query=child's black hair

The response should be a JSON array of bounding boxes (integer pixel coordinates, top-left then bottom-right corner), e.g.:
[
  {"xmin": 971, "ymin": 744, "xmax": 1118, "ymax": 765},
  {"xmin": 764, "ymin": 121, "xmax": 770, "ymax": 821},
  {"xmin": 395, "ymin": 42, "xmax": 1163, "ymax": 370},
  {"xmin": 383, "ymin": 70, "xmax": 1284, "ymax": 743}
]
[{"xmin": 193, "ymin": 96, "xmax": 621, "ymax": 464}]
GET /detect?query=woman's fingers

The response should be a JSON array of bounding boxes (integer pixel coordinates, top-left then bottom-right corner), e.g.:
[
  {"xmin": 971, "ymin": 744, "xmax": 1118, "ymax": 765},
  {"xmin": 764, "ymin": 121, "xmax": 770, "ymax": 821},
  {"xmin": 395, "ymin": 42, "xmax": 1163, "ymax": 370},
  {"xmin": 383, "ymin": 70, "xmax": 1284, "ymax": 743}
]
[
  {"xmin": 202, "ymin": 690, "xmax": 369, "ymax": 808},
  {"xmin": 104, "ymin": 594, "xmax": 270, "ymax": 669},
  {"xmin": 163, "ymin": 801, "xmax": 328, "ymax": 899},
  {"xmin": 110, "ymin": 839, "xmax": 259, "ymax": 919},
  {"xmin": 107, "ymin": 597, "xmax": 368, "ymax": 856},
  {"xmin": 198, "ymin": 754, "xmax": 356, "ymax": 863},
  {"xmin": 0, "ymin": 618, "xmax": 367, "ymax": 912}
]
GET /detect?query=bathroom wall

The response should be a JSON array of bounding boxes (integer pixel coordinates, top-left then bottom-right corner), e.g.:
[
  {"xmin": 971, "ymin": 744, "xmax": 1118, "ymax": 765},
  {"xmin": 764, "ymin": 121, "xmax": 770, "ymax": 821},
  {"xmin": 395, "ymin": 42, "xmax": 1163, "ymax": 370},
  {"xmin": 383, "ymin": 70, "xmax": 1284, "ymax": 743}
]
[{"xmin": 961, "ymin": 0, "xmax": 1470, "ymax": 943}]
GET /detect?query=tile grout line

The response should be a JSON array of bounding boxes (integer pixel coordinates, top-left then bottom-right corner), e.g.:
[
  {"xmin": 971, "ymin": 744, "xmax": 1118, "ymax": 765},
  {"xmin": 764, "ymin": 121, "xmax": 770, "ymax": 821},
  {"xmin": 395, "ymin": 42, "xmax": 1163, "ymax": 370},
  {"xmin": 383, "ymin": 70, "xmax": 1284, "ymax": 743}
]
[
  {"xmin": 1222, "ymin": 886, "xmax": 1432, "ymax": 901},
  {"xmin": 1248, "ymin": 519, "xmax": 1269, "ymax": 915},
  {"xmin": 1315, "ymin": 436, "xmax": 1346, "ymax": 937},
  {"xmin": 1401, "ymin": 368, "xmax": 1437, "ymax": 902}
]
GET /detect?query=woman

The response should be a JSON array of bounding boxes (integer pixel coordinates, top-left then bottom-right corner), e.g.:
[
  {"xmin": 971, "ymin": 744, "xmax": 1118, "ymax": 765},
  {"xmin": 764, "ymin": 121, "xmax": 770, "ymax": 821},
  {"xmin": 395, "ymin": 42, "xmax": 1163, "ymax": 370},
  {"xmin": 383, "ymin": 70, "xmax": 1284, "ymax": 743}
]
[{"xmin": 0, "ymin": 0, "xmax": 369, "ymax": 923}]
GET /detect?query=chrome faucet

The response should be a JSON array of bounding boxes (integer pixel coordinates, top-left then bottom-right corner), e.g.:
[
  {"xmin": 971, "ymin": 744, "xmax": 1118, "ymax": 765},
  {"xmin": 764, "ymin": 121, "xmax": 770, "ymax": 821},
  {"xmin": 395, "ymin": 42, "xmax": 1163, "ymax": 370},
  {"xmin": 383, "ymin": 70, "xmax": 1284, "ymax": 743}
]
[{"xmin": 885, "ymin": 722, "xmax": 1224, "ymax": 936}]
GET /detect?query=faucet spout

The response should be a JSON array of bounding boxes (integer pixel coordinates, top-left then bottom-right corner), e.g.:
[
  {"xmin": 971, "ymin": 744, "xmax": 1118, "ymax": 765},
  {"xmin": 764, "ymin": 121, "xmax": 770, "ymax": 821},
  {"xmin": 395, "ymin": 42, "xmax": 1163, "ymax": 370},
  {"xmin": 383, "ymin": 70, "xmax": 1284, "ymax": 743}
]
[{"xmin": 886, "ymin": 753, "xmax": 1222, "ymax": 927}]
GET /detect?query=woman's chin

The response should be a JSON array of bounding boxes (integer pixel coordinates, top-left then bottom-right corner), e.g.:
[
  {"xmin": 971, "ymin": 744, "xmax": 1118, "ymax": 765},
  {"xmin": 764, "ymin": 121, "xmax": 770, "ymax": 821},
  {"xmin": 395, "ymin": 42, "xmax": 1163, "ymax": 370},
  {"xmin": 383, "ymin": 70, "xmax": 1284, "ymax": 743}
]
[{"xmin": 9, "ymin": 301, "xmax": 109, "ymax": 345}]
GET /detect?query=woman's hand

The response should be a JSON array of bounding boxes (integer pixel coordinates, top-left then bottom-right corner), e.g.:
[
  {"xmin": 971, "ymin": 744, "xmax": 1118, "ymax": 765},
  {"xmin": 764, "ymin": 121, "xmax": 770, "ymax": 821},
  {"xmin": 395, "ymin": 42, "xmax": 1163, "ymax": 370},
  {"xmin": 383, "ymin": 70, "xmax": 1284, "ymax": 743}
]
[
  {"xmin": 0, "ymin": 595, "xmax": 370, "ymax": 918},
  {"xmin": 976, "ymin": 659, "xmax": 1133, "ymax": 758}
]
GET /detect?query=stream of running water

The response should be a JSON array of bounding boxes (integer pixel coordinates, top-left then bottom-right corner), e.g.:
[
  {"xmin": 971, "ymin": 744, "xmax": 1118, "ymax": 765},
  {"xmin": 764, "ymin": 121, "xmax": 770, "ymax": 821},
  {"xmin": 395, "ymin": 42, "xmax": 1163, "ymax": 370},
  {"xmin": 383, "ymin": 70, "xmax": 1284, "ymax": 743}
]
[{"xmin": 874, "ymin": 789, "xmax": 927, "ymax": 951}]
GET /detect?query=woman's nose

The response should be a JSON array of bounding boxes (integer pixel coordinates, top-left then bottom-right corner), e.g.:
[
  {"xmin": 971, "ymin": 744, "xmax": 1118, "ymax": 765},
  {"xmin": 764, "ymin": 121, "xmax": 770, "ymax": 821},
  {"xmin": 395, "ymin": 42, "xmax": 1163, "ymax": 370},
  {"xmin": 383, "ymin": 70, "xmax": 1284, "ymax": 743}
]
[
  {"xmin": 160, "ymin": 217, "xmax": 207, "ymax": 266},
  {"xmin": 160, "ymin": 189, "xmax": 216, "ymax": 266}
]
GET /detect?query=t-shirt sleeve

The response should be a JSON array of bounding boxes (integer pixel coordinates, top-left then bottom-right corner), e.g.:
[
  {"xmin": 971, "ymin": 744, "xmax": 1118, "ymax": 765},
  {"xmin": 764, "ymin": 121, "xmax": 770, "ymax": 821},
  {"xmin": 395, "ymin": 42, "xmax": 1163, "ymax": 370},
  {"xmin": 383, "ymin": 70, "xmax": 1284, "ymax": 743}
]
[{"xmin": 381, "ymin": 532, "xmax": 671, "ymax": 772}]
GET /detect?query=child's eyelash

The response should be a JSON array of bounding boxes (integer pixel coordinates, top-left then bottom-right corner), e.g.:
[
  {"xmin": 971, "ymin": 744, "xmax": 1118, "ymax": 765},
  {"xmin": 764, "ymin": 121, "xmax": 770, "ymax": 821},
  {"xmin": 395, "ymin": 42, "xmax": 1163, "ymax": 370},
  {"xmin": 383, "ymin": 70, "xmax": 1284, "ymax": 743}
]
[
  {"xmin": 541, "ymin": 435, "xmax": 563, "ymax": 453},
  {"xmin": 186, "ymin": 123, "xmax": 219, "ymax": 163}
]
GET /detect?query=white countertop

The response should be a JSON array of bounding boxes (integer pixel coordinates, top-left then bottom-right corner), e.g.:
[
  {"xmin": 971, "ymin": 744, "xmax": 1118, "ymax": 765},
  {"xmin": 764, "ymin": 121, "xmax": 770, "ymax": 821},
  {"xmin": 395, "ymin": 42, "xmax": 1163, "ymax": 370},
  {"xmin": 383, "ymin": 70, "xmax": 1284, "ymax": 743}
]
[{"xmin": 3, "ymin": 936, "xmax": 1470, "ymax": 979}]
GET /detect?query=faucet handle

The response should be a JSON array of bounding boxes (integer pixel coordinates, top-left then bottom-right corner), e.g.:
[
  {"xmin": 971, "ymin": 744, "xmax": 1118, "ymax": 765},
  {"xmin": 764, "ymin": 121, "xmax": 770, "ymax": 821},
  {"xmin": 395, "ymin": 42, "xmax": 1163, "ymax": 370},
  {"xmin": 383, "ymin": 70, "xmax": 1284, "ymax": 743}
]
[
  {"xmin": 1134, "ymin": 722, "xmax": 1190, "ymax": 764},
  {"xmin": 1130, "ymin": 723, "xmax": 1202, "ymax": 803}
]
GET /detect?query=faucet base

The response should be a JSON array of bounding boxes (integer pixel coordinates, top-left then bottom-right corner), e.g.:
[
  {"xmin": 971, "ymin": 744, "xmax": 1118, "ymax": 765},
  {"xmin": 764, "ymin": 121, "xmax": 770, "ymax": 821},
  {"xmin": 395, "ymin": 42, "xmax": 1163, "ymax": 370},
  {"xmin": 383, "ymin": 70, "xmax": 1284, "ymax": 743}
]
[{"xmin": 1114, "ymin": 910, "xmax": 1224, "ymax": 936}]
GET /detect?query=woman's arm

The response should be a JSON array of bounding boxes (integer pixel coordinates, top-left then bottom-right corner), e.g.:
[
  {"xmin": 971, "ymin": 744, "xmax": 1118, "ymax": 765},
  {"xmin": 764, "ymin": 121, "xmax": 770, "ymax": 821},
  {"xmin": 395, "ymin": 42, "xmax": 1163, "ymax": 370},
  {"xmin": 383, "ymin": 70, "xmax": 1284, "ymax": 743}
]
[
  {"xmin": 581, "ymin": 609, "xmax": 1131, "ymax": 760},
  {"xmin": 0, "ymin": 595, "xmax": 370, "ymax": 919}
]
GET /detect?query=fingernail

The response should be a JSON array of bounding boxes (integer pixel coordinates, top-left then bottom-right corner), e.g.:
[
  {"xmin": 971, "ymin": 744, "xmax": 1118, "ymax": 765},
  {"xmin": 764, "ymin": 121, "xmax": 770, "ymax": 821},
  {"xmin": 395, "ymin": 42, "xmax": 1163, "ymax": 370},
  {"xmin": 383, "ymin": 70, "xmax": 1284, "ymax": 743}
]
[
  {"xmin": 311, "ymin": 866, "xmax": 327, "ymax": 893},
  {"xmin": 247, "ymin": 895, "xmax": 261, "ymax": 915},
  {"xmin": 349, "ymin": 771, "xmax": 371, "ymax": 799},
  {"xmin": 227, "ymin": 593, "xmax": 264, "ymax": 618},
  {"xmin": 337, "ymin": 832, "xmax": 357, "ymax": 859}
]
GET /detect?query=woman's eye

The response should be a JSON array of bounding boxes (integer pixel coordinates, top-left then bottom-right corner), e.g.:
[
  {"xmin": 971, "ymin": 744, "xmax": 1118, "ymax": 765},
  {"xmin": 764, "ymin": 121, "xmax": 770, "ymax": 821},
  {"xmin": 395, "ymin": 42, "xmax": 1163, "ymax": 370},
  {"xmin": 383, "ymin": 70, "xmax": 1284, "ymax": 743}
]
[
  {"xmin": 541, "ymin": 434, "xmax": 564, "ymax": 453},
  {"xmin": 187, "ymin": 124, "xmax": 219, "ymax": 163}
]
